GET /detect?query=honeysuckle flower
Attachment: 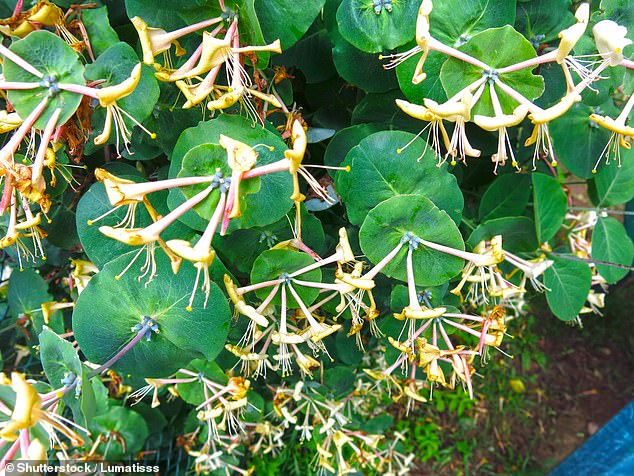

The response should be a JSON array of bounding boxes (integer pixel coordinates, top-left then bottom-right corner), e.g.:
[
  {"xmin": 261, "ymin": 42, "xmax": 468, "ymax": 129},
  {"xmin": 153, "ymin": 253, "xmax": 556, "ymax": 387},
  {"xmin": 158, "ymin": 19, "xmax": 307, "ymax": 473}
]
[
  {"xmin": 70, "ymin": 259, "xmax": 98, "ymax": 294},
  {"xmin": 100, "ymin": 184, "xmax": 214, "ymax": 246},
  {"xmin": 166, "ymin": 190, "xmax": 226, "ymax": 310},
  {"xmin": 589, "ymin": 90, "xmax": 634, "ymax": 172},
  {"xmin": 131, "ymin": 15, "xmax": 223, "ymax": 66},
  {"xmin": 220, "ymin": 134, "xmax": 261, "ymax": 221},
  {"xmin": 90, "ymin": 63, "xmax": 157, "ymax": 156},
  {"xmin": 474, "ymin": 83, "xmax": 528, "ymax": 172},
  {"xmin": 0, "ymin": 110, "xmax": 22, "ymax": 134},
  {"xmin": 39, "ymin": 301, "xmax": 74, "ymax": 324},
  {"xmin": 381, "ymin": 0, "xmax": 489, "ymax": 85},
  {"xmin": 242, "ymin": 120, "xmax": 345, "ymax": 204},
  {"xmin": 224, "ymin": 275, "xmax": 270, "ymax": 327},
  {"xmin": 503, "ymin": 251, "xmax": 553, "ymax": 292},
  {"xmin": 593, "ymin": 20, "xmax": 633, "ymax": 67},
  {"xmin": 0, "ymin": 372, "xmax": 87, "ymax": 448},
  {"xmin": 175, "ymin": 64, "xmax": 222, "ymax": 108},
  {"xmin": 555, "ymin": 3, "xmax": 589, "ymax": 63},
  {"xmin": 155, "ymin": 22, "xmax": 234, "ymax": 81}
]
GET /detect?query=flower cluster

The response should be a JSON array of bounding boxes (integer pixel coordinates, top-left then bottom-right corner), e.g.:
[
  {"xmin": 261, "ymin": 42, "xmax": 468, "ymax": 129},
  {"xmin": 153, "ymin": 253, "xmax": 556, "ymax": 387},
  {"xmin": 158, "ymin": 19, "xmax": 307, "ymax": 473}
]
[{"xmin": 387, "ymin": 1, "xmax": 634, "ymax": 173}]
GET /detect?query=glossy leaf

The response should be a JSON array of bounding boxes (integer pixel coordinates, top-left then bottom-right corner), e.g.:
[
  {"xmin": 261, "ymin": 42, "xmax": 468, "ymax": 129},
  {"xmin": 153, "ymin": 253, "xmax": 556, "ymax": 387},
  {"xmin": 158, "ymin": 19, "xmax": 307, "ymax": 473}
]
[
  {"xmin": 359, "ymin": 195, "xmax": 465, "ymax": 286},
  {"xmin": 430, "ymin": 0, "xmax": 517, "ymax": 45},
  {"xmin": 4, "ymin": 30, "xmax": 85, "ymax": 129},
  {"xmin": 250, "ymin": 249, "xmax": 322, "ymax": 307},
  {"xmin": 532, "ymin": 173, "xmax": 567, "ymax": 243},
  {"xmin": 72, "ymin": 253, "xmax": 231, "ymax": 384},
  {"xmin": 544, "ymin": 255, "xmax": 592, "ymax": 321},
  {"xmin": 592, "ymin": 216, "xmax": 634, "ymax": 284},
  {"xmin": 336, "ymin": 0, "xmax": 420, "ymax": 53},
  {"xmin": 255, "ymin": 0, "xmax": 326, "ymax": 49},
  {"xmin": 336, "ymin": 131, "xmax": 464, "ymax": 225},
  {"xmin": 440, "ymin": 26, "xmax": 545, "ymax": 116}
]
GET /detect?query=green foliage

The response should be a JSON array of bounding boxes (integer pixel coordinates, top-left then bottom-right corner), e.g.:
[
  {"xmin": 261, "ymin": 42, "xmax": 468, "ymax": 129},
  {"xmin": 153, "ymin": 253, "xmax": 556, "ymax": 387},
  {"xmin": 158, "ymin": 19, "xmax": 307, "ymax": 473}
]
[{"xmin": 0, "ymin": 0, "xmax": 633, "ymax": 474}]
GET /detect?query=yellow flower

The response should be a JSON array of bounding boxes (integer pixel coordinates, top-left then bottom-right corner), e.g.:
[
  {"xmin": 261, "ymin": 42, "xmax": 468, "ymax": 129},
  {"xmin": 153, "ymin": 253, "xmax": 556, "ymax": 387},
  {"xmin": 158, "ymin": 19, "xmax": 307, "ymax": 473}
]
[
  {"xmin": 0, "ymin": 110, "xmax": 23, "ymax": 134},
  {"xmin": 131, "ymin": 17, "xmax": 182, "ymax": 65},
  {"xmin": 0, "ymin": 372, "xmax": 42, "ymax": 441},
  {"xmin": 555, "ymin": 3, "xmax": 589, "ymax": 63},
  {"xmin": 95, "ymin": 64, "xmax": 142, "ymax": 107},
  {"xmin": 40, "ymin": 301, "xmax": 74, "ymax": 324},
  {"xmin": 224, "ymin": 274, "xmax": 270, "ymax": 327}
]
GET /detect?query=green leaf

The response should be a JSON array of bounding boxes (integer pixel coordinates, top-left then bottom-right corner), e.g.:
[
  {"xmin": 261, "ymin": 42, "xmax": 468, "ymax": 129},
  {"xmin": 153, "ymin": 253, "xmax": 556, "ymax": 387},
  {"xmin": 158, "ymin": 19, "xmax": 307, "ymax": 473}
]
[
  {"xmin": 176, "ymin": 359, "xmax": 227, "ymax": 406},
  {"xmin": 396, "ymin": 47, "xmax": 448, "ymax": 104},
  {"xmin": 469, "ymin": 216, "xmax": 539, "ymax": 252},
  {"xmin": 592, "ymin": 216, "xmax": 634, "ymax": 283},
  {"xmin": 594, "ymin": 146, "xmax": 634, "ymax": 206},
  {"xmin": 250, "ymin": 249, "xmax": 322, "ymax": 307},
  {"xmin": 255, "ymin": 0, "xmax": 326, "ymax": 49},
  {"xmin": 336, "ymin": 0, "xmax": 420, "ymax": 53},
  {"xmin": 336, "ymin": 131, "xmax": 464, "ymax": 225},
  {"xmin": 169, "ymin": 115, "xmax": 293, "ymax": 233},
  {"xmin": 359, "ymin": 195, "xmax": 465, "ymax": 286},
  {"xmin": 479, "ymin": 173, "xmax": 531, "ymax": 221},
  {"xmin": 4, "ymin": 30, "xmax": 85, "ymax": 129},
  {"xmin": 440, "ymin": 26, "xmax": 545, "ymax": 116},
  {"xmin": 532, "ymin": 173, "xmax": 567, "ymax": 243},
  {"xmin": 72, "ymin": 253, "xmax": 231, "ymax": 385},
  {"xmin": 125, "ymin": 0, "xmax": 202, "ymax": 30},
  {"xmin": 430, "ymin": 0, "xmax": 517, "ymax": 45},
  {"xmin": 82, "ymin": 6, "xmax": 120, "ymax": 56},
  {"xmin": 597, "ymin": 0, "xmax": 634, "ymax": 38},
  {"xmin": 324, "ymin": 123, "xmax": 387, "ymax": 167},
  {"xmin": 544, "ymin": 255, "xmax": 592, "ymax": 321},
  {"xmin": 7, "ymin": 269, "xmax": 51, "ymax": 319},
  {"xmin": 89, "ymin": 406, "xmax": 149, "ymax": 459},
  {"xmin": 76, "ymin": 181, "xmax": 152, "ymax": 269},
  {"xmin": 550, "ymin": 103, "xmax": 612, "ymax": 178},
  {"xmin": 215, "ymin": 204, "xmax": 326, "ymax": 277},
  {"xmin": 39, "ymin": 328, "xmax": 82, "ymax": 391},
  {"xmin": 514, "ymin": 0, "xmax": 575, "ymax": 44},
  {"xmin": 332, "ymin": 36, "xmax": 398, "ymax": 93}
]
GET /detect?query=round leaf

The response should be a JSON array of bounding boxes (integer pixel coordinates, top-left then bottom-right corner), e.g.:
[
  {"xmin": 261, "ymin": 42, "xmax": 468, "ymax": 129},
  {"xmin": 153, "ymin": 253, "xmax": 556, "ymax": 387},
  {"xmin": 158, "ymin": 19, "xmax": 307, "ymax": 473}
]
[
  {"xmin": 336, "ymin": 131, "xmax": 464, "ymax": 225},
  {"xmin": 359, "ymin": 195, "xmax": 465, "ymax": 286},
  {"xmin": 440, "ymin": 26, "xmax": 545, "ymax": 116},
  {"xmin": 336, "ymin": 0, "xmax": 420, "ymax": 53},
  {"xmin": 250, "ymin": 249, "xmax": 322, "ymax": 307},
  {"xmin": 72, "ymin": 253, "xmax": 231, "ymax": 384},
  {"xmin": 4, "ymin": 30, "xmax": 85, "ymax": 129}
]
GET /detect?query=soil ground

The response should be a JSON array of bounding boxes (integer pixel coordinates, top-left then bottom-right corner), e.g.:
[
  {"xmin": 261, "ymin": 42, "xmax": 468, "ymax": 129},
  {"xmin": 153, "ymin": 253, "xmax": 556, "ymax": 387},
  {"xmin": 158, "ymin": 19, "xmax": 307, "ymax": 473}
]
[{"xmin": 409, "ymin": 278, "xmax": 634, "ymax": 476}]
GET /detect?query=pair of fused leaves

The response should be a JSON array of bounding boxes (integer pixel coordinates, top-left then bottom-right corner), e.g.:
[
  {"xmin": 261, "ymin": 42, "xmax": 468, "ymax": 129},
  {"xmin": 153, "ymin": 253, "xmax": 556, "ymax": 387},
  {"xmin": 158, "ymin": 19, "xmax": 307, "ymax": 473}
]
[
  {"xmin": 72, "ymin": 252, "xmax": 230, "ymax": 386},
  {"xmin": 336, "ymin": 130, "xmax": 465, "ymax": 286}
]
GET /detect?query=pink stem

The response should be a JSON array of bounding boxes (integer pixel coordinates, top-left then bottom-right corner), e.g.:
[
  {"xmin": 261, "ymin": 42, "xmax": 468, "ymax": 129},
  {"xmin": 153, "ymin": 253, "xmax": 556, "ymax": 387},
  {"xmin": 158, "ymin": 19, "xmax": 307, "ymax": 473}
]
[
  {"xmin": 429, "ymin": 37, "xmax": 490, "ymax": 70},
  {"xmin": 0, "ymin": 440, "xmax": 20, "ymax": 470},
  {"xmin": 242, "ymin": 159, "xmax": 289, "ymax": 179},
  {"xmin": 0, "ymin": 44, "xmax": 43, "ymax": 78},
  {"xmin": 0, "ymin": 81, "xmax": 41, "ymax": 90},
  {"xmin": 497, "ymin": 50, "xmax": 558, "ymax": 74}
]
